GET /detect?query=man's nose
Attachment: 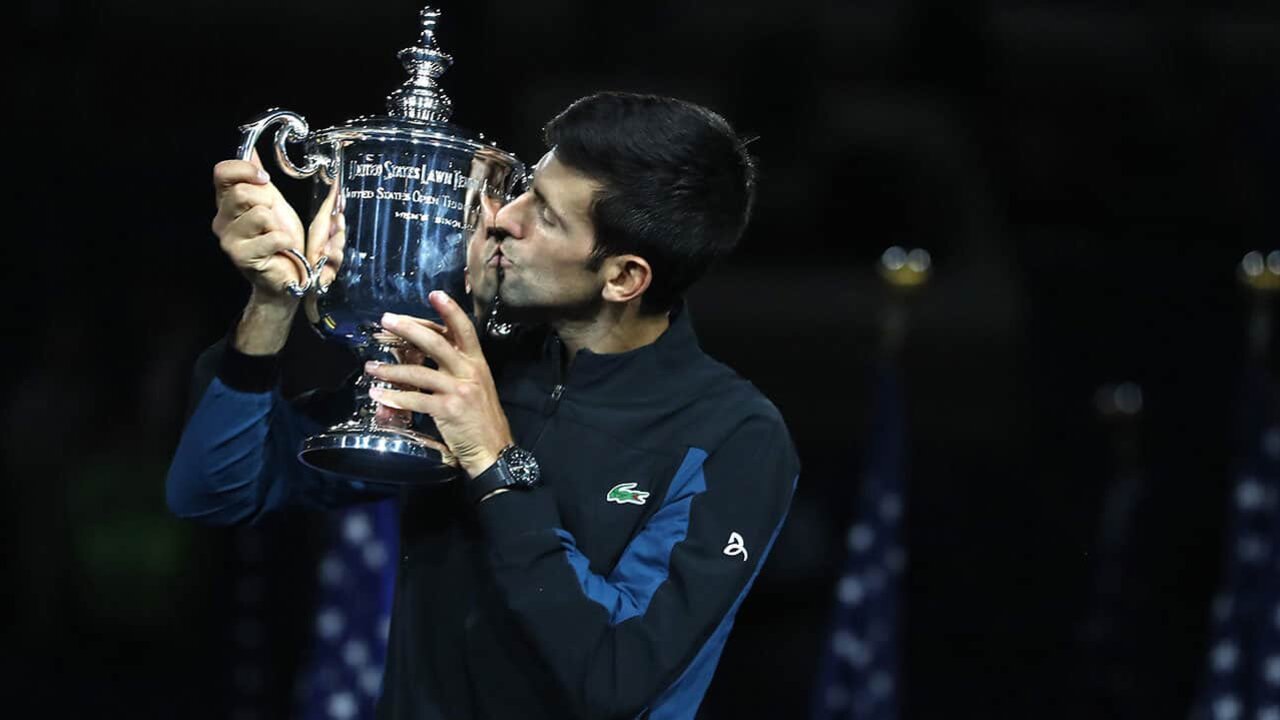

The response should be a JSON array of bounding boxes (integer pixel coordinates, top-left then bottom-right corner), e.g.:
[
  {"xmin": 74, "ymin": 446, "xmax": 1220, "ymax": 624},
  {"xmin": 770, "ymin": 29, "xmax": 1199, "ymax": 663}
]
[{"xmin": 492, "ymin": 191, "xmax": 530, "ymax": 240}]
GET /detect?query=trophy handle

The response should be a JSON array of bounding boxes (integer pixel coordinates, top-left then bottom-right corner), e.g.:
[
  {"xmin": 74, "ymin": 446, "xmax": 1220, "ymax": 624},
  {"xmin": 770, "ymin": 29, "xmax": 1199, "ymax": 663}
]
[
  {"xmin": 236, "ymin": 109, "xmax": 331, "ymax": 297},
  {"xmin": 237, "ymin": 108, "xmax": 326, "ymax": 178}
]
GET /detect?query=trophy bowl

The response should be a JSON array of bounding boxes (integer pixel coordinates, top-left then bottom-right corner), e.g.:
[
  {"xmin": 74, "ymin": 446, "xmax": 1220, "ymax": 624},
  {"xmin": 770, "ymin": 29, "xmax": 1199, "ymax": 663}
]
[{"xmin": 236, "ymin": 6, "xmax": 525, "ymax": 484}]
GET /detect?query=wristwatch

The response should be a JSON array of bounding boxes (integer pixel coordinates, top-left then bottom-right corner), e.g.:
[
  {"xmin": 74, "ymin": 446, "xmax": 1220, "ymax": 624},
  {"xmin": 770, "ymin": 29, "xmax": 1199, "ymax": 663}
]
[{"xmin": 467, "ymin": 444, "xmax": 541, "ymax": 504}]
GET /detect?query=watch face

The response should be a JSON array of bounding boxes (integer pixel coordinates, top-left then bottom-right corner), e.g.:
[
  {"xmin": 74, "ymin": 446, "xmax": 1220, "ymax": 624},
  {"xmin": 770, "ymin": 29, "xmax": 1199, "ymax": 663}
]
[{"xmin": 502, "ymin": 445, "xmax": 541, "ymax": 487}]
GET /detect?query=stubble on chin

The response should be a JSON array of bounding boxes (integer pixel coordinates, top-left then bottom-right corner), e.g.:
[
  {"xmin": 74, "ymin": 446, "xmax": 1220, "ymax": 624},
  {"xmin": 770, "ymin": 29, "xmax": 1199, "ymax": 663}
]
[{"xmin": 497, "ymin": 282, "xmax": 606, "ymax": 326}]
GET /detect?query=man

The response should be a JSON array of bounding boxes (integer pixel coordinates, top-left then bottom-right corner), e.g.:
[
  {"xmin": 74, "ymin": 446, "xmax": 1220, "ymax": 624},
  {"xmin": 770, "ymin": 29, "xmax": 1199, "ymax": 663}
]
[{"xmin": 168, "ymin": 92, "xmax": 799, "ymax": 719}]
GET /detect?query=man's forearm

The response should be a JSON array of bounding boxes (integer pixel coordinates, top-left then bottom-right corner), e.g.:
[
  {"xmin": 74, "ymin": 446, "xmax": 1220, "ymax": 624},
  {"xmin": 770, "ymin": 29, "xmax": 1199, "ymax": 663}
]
[{"xmin": 234, "ymin": 292, "xmax": 298, "ymax": 355}]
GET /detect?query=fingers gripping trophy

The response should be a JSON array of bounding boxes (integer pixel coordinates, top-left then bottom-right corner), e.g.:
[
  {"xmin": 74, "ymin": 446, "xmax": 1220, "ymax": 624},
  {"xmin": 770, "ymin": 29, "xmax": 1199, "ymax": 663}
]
[{"xmin": 223, "ymin": 6, "xmax": 526, "ymax": 483}]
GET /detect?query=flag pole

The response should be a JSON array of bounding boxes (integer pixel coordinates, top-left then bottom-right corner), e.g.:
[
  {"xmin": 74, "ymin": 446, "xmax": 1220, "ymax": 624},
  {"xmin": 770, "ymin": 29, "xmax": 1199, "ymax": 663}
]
[
  {"xmin": 1238, "ymin": 250, "xmax": 1278, "ymax": 362},
  {"xmin": 1186, "ymin": 249, "xmax": 1280, "ymax": 720},
  {"xmin": 809, "ymin": 246, "xmax": 930, "ymax": 720},
  {"xmin": 875, "ymin": 246, "xmax": 931, "ymax": 362}
]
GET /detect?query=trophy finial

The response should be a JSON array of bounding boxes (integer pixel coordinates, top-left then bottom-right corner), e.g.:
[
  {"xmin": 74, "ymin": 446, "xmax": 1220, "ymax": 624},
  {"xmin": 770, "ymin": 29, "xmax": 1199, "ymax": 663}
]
[
  {"xmin": 419, "ymin": 7, "xmax": 441, "ymax": 46},
  {"xmin": 387, "ymin": 6, "xmax": 455, "ymax": 122}
]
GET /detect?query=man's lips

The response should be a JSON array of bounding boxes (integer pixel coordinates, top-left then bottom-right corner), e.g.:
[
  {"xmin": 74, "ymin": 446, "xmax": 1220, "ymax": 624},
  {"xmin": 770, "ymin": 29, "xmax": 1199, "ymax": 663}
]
[{"xmin": 486, "ymin": 250, "xmax": 513, "ymax": 268}]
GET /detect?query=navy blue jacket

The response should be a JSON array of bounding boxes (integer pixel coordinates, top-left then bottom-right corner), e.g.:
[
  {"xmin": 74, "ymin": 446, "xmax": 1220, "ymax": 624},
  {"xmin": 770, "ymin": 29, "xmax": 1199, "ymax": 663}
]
[{"xmin": 166, "ymin": 302, "xmax": 799, "ymax": 719}]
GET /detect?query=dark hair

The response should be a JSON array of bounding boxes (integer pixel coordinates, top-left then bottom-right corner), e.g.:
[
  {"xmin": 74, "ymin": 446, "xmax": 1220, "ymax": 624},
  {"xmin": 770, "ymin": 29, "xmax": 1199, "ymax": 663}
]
[{"xmin": 543, "ymin": 92, "xmax": 757, "ymax": 315}]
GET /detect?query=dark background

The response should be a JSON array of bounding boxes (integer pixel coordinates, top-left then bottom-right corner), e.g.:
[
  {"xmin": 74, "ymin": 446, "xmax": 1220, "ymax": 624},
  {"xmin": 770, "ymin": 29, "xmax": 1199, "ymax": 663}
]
[{"xmin": 9, "ymin": 0, "xmax": 1279, "ymax": 717}]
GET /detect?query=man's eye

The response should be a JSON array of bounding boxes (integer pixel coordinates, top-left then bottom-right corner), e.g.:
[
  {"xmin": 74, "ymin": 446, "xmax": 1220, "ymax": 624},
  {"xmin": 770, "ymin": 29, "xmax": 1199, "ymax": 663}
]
[{"xmin": 539, "ymin": 206, "xmax": 557, "ymax": 227}]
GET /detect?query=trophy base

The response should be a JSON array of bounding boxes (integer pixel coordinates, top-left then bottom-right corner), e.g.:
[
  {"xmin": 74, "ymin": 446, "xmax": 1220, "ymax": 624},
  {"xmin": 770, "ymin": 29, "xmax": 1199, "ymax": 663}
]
[{"xmin": 299, "ymin": 424, "xmax": 460, "ymax": 485}]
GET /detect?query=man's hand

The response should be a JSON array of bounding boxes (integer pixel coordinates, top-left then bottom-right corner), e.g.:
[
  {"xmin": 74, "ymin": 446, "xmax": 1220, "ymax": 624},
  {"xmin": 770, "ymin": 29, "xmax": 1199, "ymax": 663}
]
[
  {"xmin": 365, "ymin": 291, "xmax": 513, "ymax": 478},
  {"xmin": 212, "ymin": 150, "xmax": 346, "ymax": 354}
]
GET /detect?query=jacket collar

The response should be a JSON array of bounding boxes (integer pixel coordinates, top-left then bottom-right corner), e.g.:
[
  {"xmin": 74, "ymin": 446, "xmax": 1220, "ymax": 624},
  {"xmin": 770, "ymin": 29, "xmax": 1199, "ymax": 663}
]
[{"xmin": 540, "ymin": 299, "xmax": 701, "ymax": 397}]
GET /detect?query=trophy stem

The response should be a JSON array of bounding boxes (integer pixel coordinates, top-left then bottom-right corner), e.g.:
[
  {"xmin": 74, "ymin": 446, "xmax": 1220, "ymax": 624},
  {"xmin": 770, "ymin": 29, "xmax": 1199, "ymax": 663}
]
[{"xmin": 297, "ymin": 336, "xmax": 459, "ymax": 485}]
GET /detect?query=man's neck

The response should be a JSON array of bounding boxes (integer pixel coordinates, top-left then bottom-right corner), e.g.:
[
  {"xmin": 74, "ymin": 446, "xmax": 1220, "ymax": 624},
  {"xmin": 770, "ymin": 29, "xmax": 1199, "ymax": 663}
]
[{"xmin": 552, "ymin": 303, "xmax": 671, "ymax": 360}]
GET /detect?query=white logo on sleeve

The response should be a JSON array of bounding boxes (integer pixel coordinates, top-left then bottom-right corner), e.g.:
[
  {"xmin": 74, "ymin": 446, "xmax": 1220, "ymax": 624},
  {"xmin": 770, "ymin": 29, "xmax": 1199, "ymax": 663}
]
[{"xmin": 723, "ymin": 532, "xmax": 748, "ymax": 561}]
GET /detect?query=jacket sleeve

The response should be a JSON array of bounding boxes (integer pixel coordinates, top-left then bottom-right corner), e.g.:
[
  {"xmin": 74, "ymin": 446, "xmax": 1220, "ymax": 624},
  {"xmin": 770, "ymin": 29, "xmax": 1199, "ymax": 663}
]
[
  {"xmin": 476, "ymin": 411, "xmax": 800, "ymax": 719},
  {"xmin": 165, "ymin": 334, "xmax": 393, "ymax": 526}
]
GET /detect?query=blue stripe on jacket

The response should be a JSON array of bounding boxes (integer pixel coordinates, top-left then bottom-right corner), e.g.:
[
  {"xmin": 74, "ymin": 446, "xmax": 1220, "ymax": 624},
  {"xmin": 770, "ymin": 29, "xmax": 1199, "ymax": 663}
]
[
  {"xmin": 551, "ymin": 449, "xmax": 794, "ymax": 719},
  {"xmin": 555, "ymin": 447, "xmax": 709, "ymax": 624},
  {"xmin": 646, "ymin": 473, "xmax": 797, "ymax": 719}
]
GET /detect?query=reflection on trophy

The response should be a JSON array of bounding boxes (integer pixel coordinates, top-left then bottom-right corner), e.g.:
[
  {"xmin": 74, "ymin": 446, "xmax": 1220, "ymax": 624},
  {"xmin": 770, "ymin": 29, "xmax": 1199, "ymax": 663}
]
[{"xmin": 235, "ymin": 6, "xmax": 526, "ymax": 484}]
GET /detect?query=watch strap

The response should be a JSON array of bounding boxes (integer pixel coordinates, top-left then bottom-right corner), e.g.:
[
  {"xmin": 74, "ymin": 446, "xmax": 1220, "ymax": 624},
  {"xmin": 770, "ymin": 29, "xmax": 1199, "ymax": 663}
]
[{"xmin": 468, "ymin": 449, "xmax": 517, "ymax": 504}]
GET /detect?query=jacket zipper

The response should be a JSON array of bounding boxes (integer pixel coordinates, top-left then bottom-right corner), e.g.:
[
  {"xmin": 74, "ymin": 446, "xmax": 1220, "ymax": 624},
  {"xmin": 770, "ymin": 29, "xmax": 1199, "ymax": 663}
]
[{"xmin": 531, "ymin": 339, "xmax": 568, "ymax": 450}]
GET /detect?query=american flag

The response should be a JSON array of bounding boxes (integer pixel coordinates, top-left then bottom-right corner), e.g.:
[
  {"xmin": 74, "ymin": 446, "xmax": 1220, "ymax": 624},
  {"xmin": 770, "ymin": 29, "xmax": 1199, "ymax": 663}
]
[
  {"xmin": 1190, "ymin": 363, "xmax": 1280, "ymax": 720},
  {"xmin": 298, "ymin": 499, "xmax": 400, "ymax": 720},
  {"xmin": 811, "ymin": 362, "xmax": 907, "ymax": 720}
]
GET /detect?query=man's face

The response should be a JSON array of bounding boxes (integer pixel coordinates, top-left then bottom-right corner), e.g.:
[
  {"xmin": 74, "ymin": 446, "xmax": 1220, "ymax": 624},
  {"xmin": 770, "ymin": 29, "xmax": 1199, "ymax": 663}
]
[{"xmin": 467, "ymin": 150, "xmax": 605, "ymax": 323}]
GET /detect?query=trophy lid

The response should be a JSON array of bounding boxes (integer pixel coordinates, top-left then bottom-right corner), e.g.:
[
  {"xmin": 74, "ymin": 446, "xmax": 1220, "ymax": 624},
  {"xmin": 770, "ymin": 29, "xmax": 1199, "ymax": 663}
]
[
  {"xmin": 303, "ymin": 6, "xmax": 522, "ymax": 174},
  {"xmin": 386, "ymin": 7, "xmax": 454, "ymax": 123}
]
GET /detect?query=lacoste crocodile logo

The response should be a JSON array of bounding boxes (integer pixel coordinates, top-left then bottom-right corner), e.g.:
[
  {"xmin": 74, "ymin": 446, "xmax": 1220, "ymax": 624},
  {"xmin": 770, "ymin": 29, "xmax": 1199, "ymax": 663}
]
[{"xmin": 606, "ymin": 482, "xmax": 650, "ymax": 506}]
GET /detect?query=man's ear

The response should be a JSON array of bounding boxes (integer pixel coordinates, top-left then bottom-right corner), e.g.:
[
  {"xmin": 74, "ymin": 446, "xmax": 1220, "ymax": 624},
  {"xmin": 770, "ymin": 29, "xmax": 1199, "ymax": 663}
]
[{"xmin": 599, "ymin": 254, "xmax": 652, "ymax": 305}]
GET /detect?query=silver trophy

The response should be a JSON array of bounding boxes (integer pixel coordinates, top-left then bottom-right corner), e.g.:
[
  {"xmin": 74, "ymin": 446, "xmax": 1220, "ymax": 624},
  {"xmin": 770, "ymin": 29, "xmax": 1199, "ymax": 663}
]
[{"xmin": 236, "ymin": 6, "xmax": 526, "ymax": 484}]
